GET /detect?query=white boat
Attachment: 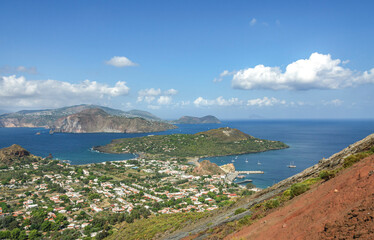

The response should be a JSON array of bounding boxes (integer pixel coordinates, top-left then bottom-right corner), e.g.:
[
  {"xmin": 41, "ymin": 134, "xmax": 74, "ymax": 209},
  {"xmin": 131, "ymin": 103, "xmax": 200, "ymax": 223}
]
[
  {"xmin": 231, "ymin": 159, "xmax": 235, "ymax": 162},
  {"xmin": 245, "ymin": 158, "xmax": 248, "ymax": 163},
  {"xmin": 257, "ymin": 160, "xmax": 261, "ymax": 165},
  {"xmin": 288, "ymin": 161, "xmax": 296, "ymax": 168}
]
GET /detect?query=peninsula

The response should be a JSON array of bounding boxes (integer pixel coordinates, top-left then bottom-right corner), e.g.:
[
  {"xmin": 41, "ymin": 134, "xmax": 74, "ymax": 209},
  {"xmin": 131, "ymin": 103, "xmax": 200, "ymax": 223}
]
[
  {"xmin": 94, "ymin": 127, "xmax": 288, "ymax": 158},
  {"xmin": 173, "ymin": 115, "xmax": 221, "ymax": 124}
]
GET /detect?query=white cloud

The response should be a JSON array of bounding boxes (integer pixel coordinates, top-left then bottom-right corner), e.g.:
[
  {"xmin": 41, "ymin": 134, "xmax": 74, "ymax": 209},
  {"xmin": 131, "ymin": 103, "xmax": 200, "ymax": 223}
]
[
  {"xmin": 213, "ymin": 70, "xmax": 234, "ymax": 83},
  {"xmin": 0, "ymin": 66, "xmax": 38, "ymax": 75},
  {"xmin": 231, "ymin": 52, "xmax": 374, "ymax": 90},
  {"xmin": 193, "ymin": 96, "xmax": 286, "ymax": 108},
  {"xmin": 157, "ymin": 96, "xmax": 172, "ymax": 105},
  {"xmin": 106, "ymin": 56, "xmax": 137, "ymax": 67},
  {"xmin": 164, "ymin": 88, "xmax": 178, "ymax": 95},
  {"xmin": 0, "ymin": 75, "xmax": 130, "ymax": 108},
  {"xmin": 137, "ymin": 88, "xmax": 178, "ymax": 103},
  {"xmin": 323, "ymin": 99, "xmax": 343, "ymax": 106},
  {"xmin": 247, "ymin": 97, "xmax": 286, "ymax": 107},
  {"xmin": 250, "ymin": 18, "xmax": 257, "ymax": 26},
  {"xmin": 193, "ymin": 96, "xmax": 243, "ymax": 107}
]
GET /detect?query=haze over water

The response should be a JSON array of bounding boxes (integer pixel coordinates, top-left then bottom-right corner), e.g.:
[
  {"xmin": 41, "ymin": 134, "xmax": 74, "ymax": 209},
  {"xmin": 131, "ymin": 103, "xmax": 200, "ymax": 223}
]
[{"xmin": 1, "ymin": 119, "xmax": 373, "ymax": 188}]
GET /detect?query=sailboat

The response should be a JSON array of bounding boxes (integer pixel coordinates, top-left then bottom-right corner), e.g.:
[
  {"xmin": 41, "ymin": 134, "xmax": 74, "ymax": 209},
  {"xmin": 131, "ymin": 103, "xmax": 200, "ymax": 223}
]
[
  {"xmin": 245, "ymin": 158, "xmax": 248, "ymax": 163},
  {"xmin": 257, "ymin": 160, "xmax": 261, "ymax": 165},
  {"xmin": 288, "ymin": 161, "xmax": 296, "ymax": 168}
]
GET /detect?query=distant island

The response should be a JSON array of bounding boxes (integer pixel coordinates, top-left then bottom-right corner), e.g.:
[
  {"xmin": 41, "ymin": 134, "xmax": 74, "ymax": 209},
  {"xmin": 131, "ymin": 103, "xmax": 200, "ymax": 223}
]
[
  {"xmin": 94, "ymin": 127, "xmax": 289, "ymax": 158},
  {"xmin": 0, "ymin": 104, "xmax": 176, "ymax": 134},
  {"xmin": 173, "ymin": 115, "xmax": 221, "ymax": 124},
  {"xmin": 53, "ymin": 108, "xmax": 176, "ymax": 133}
]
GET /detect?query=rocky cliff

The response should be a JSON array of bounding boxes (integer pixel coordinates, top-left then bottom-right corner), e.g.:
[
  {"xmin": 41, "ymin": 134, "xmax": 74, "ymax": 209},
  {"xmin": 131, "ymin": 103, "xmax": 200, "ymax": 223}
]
[
  {"xmin": 174, "ymin": 115, "xmax": 221, "ymax": 124},
  {"xmin": 52, "ymin": 108, "xmax": 176, "ymax": 133}
]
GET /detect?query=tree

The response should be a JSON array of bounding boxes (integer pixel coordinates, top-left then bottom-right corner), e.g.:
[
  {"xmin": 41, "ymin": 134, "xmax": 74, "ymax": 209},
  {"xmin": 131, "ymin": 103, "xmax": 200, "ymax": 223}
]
[
  {"xmin": 10, "ymin": 228, "xmax": 20, "ymax": 239},
  {"xmin": 28, "ymin": 230, "xmax": 39, "ymax": 240}
]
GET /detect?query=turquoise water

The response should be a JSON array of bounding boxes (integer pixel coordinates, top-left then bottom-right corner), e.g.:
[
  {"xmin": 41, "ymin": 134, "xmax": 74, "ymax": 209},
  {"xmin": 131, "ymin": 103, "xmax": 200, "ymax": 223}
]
[{"xmin": 0, "ymin": 120, "xmax": 373, "ymax": 188}]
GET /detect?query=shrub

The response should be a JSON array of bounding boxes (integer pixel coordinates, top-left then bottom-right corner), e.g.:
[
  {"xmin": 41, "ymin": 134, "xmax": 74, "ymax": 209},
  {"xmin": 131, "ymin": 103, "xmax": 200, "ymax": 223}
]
[
  {"xmin": 238, "ymin": 215, "xmax": 252, "ymax": 226},
  {"xmin": 290, "ymin": 183, "xmax": 309, "ymax": 198},
  {"xmin": 234, "ymin": 208, "xmax": 247, "ymax": 215},
  {"xmin": 264, "ymin": 199, "xmax": 280, "ymax": 210},
  {"xmin": 319, "ymin": 170, "xmax": 335, "ymax": 181}
]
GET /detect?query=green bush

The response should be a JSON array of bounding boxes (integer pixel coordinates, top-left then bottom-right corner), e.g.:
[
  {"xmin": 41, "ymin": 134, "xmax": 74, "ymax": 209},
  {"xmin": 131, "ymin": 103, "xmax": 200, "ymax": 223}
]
[
  {"xmin": 234, "ymin": 208, "xmax": 247, "ymax": 215},
  {"xmin": 238, "ymin": 215, "xmax": 252, "ymax": 226},
  {"xmin": 319, "ymin": 170, "xmax": 335, "ymax": 181},
  {"xmin": 290, "ymin": 183, "xmax": 310, "ymax": 198},
  {"xmin": 264, "ymin": 199, "xmax": 280, "ymax": 210}
]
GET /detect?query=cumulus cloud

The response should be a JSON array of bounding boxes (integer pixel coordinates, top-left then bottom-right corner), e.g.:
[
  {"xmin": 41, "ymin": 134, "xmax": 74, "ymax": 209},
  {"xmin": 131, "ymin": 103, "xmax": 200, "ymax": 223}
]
[
  {"xmin": 193, "ymin": 96, "xmax": 243, "ymax": 107},
  {"xmin": 231, "ymin": 52, "xmax": 374, "ymax": 90},
  {"xmin": 247, "ymin": 97, "xmax": 286, "ymax": 107},
  {"xmin": 0, "ymin": 75, "xmax": 130, "ymax": 108},
  {"xmin": 137, "ymin": 88, "xmax": 178, "ymax": 105},
  {"xmin": 0, "ymin": 66, "xmax": 38, "ymax": 75},
  {"xmin": 250, "ymin": 18, "xmax": 257, "ymax": 26},
  {"xmin": 106, "ymin": 56, "xmax": 137, "ymax": 67},
  {"xmin": 157, "ymin": 96, "xmax": 172, "ymax": 105}
]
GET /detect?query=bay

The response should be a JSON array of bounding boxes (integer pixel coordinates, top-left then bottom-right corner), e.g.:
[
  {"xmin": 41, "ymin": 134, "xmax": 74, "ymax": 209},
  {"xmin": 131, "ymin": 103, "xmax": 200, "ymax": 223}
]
[{"xmin": 0, "ymin": 120, "xmax": 373, "ymax": 188}]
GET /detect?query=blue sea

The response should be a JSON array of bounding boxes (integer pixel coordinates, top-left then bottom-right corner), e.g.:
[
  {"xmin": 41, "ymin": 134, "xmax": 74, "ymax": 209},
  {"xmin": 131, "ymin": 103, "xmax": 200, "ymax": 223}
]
[{"xmin": 0, "ymin": 120, "xmax": 373, "ymax": 188}]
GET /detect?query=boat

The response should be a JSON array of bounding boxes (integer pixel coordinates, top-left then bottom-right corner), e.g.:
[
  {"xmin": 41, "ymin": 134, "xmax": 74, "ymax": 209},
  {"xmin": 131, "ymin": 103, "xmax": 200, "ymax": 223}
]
[
  {"xmin": 237, "ymin": 175, "xmax": 246, "ymax": 179},
  {"xmin": 35, "ymin": 132, "xmax": 41, "ymax": 135},
  {"xmin": 231, "ymin": 159, "xmax": 235, "ymax": 162},
  {"xmin": 288, "ymin": 161, "xmax": 296, "ymax": 168},
  {"xmin": 257, "ymin": 160, "xmax": 261, "ymax": 165},
  {"xmin": 245, "ymin": 158, "xmax": 248, "ymax": 163}
]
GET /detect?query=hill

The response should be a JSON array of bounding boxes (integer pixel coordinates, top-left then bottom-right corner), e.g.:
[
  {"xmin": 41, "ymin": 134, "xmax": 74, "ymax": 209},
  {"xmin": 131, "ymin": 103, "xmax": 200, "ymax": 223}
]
[
  {"xmin": 52, "ymin": 108, "xmax": 176, "ymax": 133},
  {"xmin": 0, "ymin": 144, "xmax": 37, "ymax": 166},
  {"xmin": 0, "ymin": 104, "xmax": 162, "ymax": 128},
  {"xmin": 159, "ymin": 133, "xmax": 374, "ymax": 240},
  {"xmin": 192, "ymin": 160, "xmax": 225, "ymax": 176},
  {"xmin": 94, "ymin": 127, "xmax": 288, "ymax": 158},
  {"xmin": 173, "ymin": 115, "xmax": 221, "ymax": 124}
]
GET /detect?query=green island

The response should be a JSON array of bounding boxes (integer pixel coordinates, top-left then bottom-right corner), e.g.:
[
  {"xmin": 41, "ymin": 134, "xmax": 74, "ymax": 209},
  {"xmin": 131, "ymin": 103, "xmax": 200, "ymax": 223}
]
[{"xmin": 94, "ymin": 127, "xmax": 289, "ymax": 159}]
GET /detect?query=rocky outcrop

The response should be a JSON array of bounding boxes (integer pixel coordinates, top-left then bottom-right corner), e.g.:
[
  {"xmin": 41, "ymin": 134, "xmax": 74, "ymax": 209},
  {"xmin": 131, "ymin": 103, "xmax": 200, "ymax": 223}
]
[
  {"xmin": 0, "ymin": 144, "xmax": 32, "ymax": 165},
  {"xmin": 174, "ymin": 115, "xmax": 221, "ymax": 124},
  {"xmin": 193, "ymin": 160, "xmax": 225, "ymax": 176},
  {"xmin": 220, "ymin": 163, "xmax": 235, "ymax": 173},
  {"xmin": 52, "ymin": 108, "xmax": 176, "ymax": 133}
]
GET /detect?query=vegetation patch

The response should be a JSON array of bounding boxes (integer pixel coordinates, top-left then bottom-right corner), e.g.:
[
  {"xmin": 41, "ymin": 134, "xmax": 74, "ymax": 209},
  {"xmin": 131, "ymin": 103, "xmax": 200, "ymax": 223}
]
[{"xmin": 107, "ymin": 212, "xmax": 208, "ymax": 240}]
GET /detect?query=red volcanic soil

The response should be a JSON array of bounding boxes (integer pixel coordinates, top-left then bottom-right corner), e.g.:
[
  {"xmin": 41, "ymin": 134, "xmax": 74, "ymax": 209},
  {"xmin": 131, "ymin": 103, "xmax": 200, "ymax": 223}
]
[{"xmin": 226, "ymin": 155, "xmax": 374, "ymax": 240}]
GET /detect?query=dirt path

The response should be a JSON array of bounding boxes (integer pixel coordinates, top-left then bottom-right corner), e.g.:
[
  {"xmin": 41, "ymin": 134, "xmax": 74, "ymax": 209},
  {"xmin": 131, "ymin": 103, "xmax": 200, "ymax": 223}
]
[{"xmin": 226, "ymin": 155, "xmax": 374, "ymax": 240}]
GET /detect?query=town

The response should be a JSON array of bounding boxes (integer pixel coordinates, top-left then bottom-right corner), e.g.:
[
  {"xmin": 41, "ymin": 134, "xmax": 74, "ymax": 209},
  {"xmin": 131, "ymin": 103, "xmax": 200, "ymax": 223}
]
[{"xmin": 0, "ymin": 152, "xmax": 255, "ymax": 240}]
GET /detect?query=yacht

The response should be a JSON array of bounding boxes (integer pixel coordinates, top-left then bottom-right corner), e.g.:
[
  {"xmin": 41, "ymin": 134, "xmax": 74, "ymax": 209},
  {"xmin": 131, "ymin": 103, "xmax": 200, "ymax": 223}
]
[{"xmin": 288, "ymin": 162, "xmax": 296, "ymax": 168}]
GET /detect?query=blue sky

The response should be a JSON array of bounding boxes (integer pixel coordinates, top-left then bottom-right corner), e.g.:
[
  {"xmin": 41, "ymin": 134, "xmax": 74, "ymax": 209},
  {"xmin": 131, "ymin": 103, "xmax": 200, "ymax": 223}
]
[{"xmin": 1, "ymin": 0, "xmax": 374, "ymax": 119}]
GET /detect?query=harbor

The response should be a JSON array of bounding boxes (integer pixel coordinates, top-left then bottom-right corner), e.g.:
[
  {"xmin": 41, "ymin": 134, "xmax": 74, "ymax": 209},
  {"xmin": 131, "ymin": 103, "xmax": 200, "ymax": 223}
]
[{"xmin": 226, "ymin": 170, "xmax": 264, "ymax": 183}]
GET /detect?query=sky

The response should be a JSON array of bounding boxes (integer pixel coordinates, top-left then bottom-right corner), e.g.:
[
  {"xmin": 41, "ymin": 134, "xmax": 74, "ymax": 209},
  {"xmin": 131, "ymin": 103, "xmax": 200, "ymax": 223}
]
[{"xmin": 1, "ymin": 0, "xmax": 374, "ymax": 120}]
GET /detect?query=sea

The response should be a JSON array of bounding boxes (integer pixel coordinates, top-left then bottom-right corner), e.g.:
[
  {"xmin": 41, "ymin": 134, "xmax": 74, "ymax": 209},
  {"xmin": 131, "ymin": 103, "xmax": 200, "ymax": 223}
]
[{"xmin": 0, "ymin": 120, "xmax": 373, "ymax": 189}]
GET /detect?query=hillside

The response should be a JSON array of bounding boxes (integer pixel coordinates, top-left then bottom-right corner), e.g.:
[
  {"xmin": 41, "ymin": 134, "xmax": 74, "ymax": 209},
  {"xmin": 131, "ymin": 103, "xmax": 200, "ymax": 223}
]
[
  {"xmin": 52, "ymin": 108, "xmax": 176, "ymax": 133},
  {"xmin": 192, "ymin": 160, "xmax": 225, "ymax": 176},
  {"xmin": 0, "ymin": 144, "xmax": 38, "ymax": 166},
  {"xmin": 226, "ymin": 154, "xmax": 374, "ymax": 240},
  {"xmin": 94, "ymin": 127, "xmax": 288, "ymax": 157},
  {"xmin": 159, "ymin": 133, "xmax": 374, "ymax": 240},
  {"xmin": 173, "ymin": 115, "xmax": 221, "ymax": 124},
  {"xmin": 0, "ymin": 104, "xmax": 162, "ymax": 128}
]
